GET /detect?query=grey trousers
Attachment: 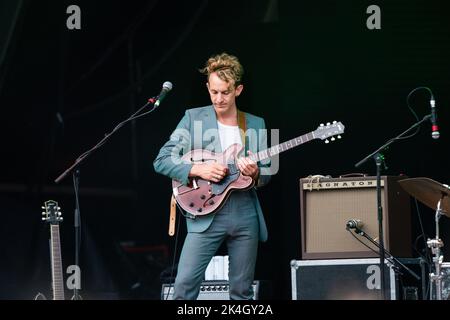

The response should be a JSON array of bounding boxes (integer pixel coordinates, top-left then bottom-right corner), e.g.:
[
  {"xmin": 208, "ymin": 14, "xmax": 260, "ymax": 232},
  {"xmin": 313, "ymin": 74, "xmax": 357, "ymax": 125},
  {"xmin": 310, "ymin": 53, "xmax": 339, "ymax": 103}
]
[{"xmin": 173, "ymin": 191, "xmax": 259, "ymax": 300}]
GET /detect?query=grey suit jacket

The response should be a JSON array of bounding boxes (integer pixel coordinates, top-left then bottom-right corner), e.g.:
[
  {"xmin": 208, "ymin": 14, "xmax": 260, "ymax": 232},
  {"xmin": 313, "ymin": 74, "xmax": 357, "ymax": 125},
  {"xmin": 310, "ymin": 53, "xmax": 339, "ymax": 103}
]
[{"xmin": 153, "ymin": 105, "xmax": 271, "ymax": 242}]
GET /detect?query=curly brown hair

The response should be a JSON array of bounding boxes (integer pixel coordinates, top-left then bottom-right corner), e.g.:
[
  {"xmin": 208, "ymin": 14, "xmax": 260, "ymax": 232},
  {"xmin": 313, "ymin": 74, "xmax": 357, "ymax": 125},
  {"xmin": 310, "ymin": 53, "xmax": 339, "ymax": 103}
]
[{"xmin": 199, "ymin": 52, "xmax": 244, "ymax": 87}]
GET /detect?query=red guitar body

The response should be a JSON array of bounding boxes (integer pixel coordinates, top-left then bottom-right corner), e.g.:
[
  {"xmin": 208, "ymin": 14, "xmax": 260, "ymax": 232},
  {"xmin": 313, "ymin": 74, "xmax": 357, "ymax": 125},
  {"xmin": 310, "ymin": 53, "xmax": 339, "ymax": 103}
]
[{"xmin": 172, "ymin": 143, "xmax": 254, "ymax": 216}]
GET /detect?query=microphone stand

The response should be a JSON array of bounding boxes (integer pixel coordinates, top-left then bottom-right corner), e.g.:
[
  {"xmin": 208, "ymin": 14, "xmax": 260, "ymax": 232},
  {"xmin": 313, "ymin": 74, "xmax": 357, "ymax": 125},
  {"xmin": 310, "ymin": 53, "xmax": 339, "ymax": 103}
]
[
  {"xmin": 351, "ymin": 227, "xmax": 420, "ymax": 281},
  {"xmin": 54, "ymin": 96, "xmax": 160, "ymax": 300},
  {"xmin": 72, "ymin": 169, "xmax": 81, "ymax": 300},
  {"xmin": 355, "ymin": 114, "xmax": 432, "ymax": 299}
]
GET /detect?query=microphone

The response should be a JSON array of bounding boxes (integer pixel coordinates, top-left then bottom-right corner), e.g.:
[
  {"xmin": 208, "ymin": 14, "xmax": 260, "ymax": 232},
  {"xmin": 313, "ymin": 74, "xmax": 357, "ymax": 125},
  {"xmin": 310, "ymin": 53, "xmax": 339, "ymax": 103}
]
[
  {"xmin": 346, "ymin": 219, "xmax": 363, "ymax": 229},
  {"xmin": 154, "ymin": 81, "xmax": 173, "ymax": 107},
  {"xmin": 430, "ymin": 96, "xmax": 440, "ymax": 139}
]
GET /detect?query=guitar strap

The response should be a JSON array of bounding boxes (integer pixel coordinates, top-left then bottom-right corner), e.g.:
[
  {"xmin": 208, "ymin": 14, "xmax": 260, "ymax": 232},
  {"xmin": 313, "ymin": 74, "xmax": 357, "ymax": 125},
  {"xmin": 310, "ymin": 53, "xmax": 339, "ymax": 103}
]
[
  {"xmin": 237, "ymin": 109, "xmax": 247, "ymax": 152},
  {"xmin": 168, "ymin": 195, "xmax": 177, "ymax": 236},
  {"xmin": 168, "ymin": 109, "xmax": 247, "ymax": 236}
]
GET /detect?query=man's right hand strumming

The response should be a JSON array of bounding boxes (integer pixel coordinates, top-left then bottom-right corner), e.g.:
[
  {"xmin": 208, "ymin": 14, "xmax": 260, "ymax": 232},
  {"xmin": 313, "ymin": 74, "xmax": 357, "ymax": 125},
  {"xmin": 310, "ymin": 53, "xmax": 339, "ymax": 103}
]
[{"xmin": 189, "ymin": 163, "xmax": 228, "ymax": 183}]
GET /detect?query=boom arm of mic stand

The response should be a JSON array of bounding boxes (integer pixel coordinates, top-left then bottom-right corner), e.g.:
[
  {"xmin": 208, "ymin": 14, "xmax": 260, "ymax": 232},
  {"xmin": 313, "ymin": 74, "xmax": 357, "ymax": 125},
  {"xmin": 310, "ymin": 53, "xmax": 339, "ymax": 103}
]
[
  {"xmin": 355, "ymin": 114, "xmax": 431, "ymax": 168},
  {"xmin": 354, "ymin": 228, "xmax": 420, "ymax": 280},
  {"xmin": 54, "ymin": 99, "xmax": 156, "ymax": 184}
]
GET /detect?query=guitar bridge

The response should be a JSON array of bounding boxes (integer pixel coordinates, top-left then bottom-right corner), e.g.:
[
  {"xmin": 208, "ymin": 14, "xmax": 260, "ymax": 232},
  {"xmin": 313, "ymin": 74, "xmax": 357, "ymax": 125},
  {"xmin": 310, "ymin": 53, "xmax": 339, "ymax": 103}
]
[
  {"xmin": 172, "ymin": 178, "xmax": 200, "ymax": 197},
  {"xmin": 192, "ymin": 179, "xmax": 199, "ymax": 189}
]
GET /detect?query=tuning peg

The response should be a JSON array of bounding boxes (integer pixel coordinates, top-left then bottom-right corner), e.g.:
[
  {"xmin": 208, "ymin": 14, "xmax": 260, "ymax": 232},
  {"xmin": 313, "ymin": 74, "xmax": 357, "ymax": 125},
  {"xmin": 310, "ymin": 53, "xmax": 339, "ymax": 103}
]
[
  {"xmin": 333, "ymin": 121, "xmax": 337, "ymax": 124},
  {"xmin": 325, "ymin": 139, "xmax": 330, "ymax": 144},
  {"xmin": 338, "ymin": 135, "xmax": 342, "ymax": 139},
  {"xmin": 57, "ymin": 207, "xmax": 61, "ymax": 210},
  {"xmin": 320, "ymin": 123, "xmax": 324, "ymax": 127},
  {"xmin": 41, "ymin": 217, "xmax": 46, "ymax": 221},
  {"xmin": 42, "ymin": 212, "xmax": 46, "ymax": 216},
  {"xmin": 331, "ymin": 137, "xmax": 336, "ymax": 141},
  {"xmin": 326, "ymin": 122, "xmax": 331, "ymax": 126},
  {"xmin": 41, "ymin": 206, "xmax": 45, "ymax": 210}
]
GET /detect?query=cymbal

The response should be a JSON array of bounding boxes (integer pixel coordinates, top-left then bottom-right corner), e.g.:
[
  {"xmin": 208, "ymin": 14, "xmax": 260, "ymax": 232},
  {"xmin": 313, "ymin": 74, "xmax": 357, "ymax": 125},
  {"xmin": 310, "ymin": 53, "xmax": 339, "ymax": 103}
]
[{"xmin": 399, "ymin": 178, "xmax": 450, "ymax": 216}]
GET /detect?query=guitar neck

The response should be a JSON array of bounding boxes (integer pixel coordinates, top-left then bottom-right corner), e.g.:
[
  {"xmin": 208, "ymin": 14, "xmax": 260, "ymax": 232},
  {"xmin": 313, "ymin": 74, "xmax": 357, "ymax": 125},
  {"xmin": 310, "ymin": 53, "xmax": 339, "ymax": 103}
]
[
  {"xmin": 249, "ymin": 131, "xmax": 316, "ymax": 163},
  {"xmin": 50, "ymin": 225, "xmax": 65, "ymax": 300}
]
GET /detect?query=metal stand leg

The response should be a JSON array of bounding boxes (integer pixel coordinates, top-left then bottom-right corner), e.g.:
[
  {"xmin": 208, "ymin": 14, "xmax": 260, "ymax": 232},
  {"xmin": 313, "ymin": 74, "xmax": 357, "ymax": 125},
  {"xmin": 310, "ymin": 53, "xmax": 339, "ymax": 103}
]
[
  {"xmin": 398, "ymin": 178, "xmax": 450, "ymax": 300},
  {"xmin": 428, "ymin": 199, "xmax": 444, "ymax": 300}
]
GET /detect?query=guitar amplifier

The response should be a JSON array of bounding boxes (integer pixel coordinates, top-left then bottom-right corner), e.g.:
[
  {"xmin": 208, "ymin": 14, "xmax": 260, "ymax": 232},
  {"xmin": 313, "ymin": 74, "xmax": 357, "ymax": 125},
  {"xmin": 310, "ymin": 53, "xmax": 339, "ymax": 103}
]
[
  {"xmin": 161, "ymin": 280, "xmax": 268, "ymax": 300},
  {"xmin": 300, "ymin": 176, "xmax": 411, "ymax": 259}
]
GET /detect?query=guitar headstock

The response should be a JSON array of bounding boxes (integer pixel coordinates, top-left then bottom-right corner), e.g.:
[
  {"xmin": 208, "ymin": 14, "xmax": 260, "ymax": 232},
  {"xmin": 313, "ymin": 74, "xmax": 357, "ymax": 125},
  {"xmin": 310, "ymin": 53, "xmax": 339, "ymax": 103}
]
[
  {"xmin": 42, "ymin": 200, "xmax": 63, "ymax": 225},
  {"xmin": 314, "ymin": 121, "xmax": 345, "ymax": 143}
]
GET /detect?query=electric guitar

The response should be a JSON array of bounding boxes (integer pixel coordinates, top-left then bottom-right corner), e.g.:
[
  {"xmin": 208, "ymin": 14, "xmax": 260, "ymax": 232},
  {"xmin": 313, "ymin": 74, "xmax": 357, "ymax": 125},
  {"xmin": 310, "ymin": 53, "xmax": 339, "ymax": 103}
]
[
  {"xmin": 41, "ymin": 200, "xmax": 65, "ymax": 300},
  {"xmin": 172, "ymin": 121, "xmax": 345, "ymax": 216}
]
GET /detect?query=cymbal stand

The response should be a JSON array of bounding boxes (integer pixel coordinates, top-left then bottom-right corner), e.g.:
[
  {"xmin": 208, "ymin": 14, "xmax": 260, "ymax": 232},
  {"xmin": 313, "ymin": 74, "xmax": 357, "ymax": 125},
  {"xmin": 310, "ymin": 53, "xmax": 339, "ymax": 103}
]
[{"xmin": 428, "ymin": 197, "xmax": 445, "ymax": 300}]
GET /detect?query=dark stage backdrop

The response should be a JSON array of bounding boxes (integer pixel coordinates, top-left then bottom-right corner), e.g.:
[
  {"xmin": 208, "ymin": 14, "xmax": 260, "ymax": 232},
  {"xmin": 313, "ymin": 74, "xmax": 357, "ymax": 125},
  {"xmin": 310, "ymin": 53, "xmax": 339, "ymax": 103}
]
[{"xmin": 0, "ymin": 0, "xmax": 449, "ymax": 299}]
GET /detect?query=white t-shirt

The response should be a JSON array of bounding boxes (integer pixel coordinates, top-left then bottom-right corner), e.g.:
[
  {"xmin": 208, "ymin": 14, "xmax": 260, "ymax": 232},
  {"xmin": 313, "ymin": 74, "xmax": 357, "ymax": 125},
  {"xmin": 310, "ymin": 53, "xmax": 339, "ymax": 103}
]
[{"xmin": 217, "ymin": 121, "xmax": 242, "ymax": 152}]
